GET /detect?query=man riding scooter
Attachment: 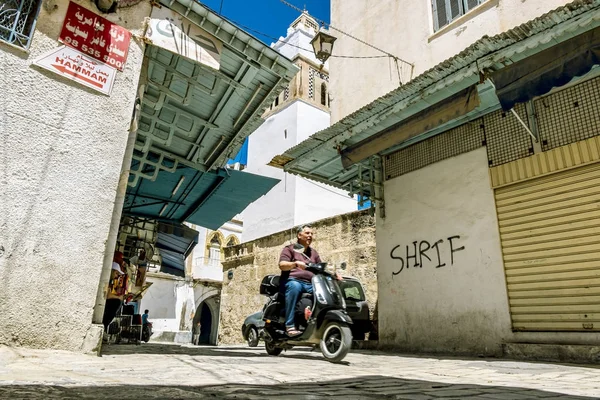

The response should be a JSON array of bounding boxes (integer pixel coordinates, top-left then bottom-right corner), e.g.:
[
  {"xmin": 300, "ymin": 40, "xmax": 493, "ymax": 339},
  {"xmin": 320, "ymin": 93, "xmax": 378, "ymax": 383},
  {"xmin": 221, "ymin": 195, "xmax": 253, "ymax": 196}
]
[
  {"xmin": 280, "ymin": 225, "xmax": 344, "ymax": 334},
  {"xmin": 261, "ymin": 224, "xmax": 353, "ymax": 362},
  {"xmin": 278, "ymin": 224, "xmax": 323, "ymax": 336}
]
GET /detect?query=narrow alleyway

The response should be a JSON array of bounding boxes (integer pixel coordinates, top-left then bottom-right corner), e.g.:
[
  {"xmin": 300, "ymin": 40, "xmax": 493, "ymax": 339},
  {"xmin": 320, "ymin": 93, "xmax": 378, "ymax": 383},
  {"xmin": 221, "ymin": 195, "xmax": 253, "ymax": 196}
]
[{"xmin": 1, "ymin": 343, "xmax": 599, "ymax": 399}]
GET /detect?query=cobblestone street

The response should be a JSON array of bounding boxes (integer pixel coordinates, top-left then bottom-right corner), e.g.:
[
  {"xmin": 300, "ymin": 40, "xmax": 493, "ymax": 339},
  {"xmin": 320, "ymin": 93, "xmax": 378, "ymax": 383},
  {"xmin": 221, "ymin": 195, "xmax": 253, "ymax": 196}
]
[{"xmin": 1, "ymin": 343, "xmax": 599, "ymax": 399}]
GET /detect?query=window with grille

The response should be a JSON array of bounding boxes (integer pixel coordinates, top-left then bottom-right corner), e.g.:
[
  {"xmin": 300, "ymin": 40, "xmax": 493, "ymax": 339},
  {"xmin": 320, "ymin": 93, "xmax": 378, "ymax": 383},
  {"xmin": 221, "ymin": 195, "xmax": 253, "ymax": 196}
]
[
  {"xmin": 0, "ymin": 0, "xmax": 42, "ymax": 49},
  {"xmin": 432, "ymin": 0, "xmax": 486, "ymax": 31}
]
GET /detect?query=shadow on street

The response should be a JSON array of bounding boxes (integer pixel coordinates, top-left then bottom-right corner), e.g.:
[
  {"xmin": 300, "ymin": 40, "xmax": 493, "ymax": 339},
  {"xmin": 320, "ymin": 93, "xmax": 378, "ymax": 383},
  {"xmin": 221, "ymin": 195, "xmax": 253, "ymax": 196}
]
[
  {"xmin": 100, "ymin": 343, "xmax": 600, "ymax": 370},
  {"xmin": 100, "ymin": 343, "xmax": 335, "ymax": 362},
  {"xmin": 0, "ymin": 374, "xmax": 596, "ymax": 399}
]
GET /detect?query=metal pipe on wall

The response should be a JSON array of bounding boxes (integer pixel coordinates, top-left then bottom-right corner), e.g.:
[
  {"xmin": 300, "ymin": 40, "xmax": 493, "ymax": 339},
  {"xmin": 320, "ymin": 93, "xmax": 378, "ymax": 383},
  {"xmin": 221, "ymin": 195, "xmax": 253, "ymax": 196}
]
[{"xmin": 91, "ymin": 99, "xmax": 141, "ymax": 325}]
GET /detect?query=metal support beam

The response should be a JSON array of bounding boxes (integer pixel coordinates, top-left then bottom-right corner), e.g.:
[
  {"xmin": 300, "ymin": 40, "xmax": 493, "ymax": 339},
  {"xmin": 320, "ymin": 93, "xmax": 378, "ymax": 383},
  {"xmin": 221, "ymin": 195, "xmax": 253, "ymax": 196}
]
[
  {"xmin": 185, "ymin": 62, "xmax": 251, "ymax": 164},
  {"xmin": 510, "ymin": 108, "xmax": 538, "ymax": 143}
]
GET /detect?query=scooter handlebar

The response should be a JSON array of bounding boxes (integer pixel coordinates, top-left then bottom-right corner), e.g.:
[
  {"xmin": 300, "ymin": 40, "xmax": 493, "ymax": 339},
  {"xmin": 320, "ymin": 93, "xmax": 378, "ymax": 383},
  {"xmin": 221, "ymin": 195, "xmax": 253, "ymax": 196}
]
[{"xmin": 305, "ymin": 262, "xmax": 331, "ymax": 276}]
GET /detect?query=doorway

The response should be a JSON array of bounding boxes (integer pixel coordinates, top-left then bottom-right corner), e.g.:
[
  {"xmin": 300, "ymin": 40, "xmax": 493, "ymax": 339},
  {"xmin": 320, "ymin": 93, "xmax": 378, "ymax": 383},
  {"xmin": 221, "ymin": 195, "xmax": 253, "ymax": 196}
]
[{"xmin": 198, "ymin": 302, "xmax": 212, "ymax": 344}]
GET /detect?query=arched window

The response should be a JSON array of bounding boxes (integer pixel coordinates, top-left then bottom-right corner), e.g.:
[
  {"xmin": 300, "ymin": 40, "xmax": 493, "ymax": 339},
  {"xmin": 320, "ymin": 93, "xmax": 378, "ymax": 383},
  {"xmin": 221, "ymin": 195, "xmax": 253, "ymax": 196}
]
[
  {"xmin": 320, "ymin": 83, "xmax": 327, "ymax": 106},
  {"xmin": 209, "ymin": 235, "xmax": 221, "ymax": 263},
  {"xmin": 227, "ymin": 237, "xmax": 236, "ymax": 247}
]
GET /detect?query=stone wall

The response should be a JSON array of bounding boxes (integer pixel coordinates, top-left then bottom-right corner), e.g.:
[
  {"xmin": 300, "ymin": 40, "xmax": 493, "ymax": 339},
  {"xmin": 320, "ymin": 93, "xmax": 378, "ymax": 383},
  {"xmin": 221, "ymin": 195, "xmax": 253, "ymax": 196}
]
[{"xmin": 219, "ymin": 210, "xmax": 377, "ymax": 344}]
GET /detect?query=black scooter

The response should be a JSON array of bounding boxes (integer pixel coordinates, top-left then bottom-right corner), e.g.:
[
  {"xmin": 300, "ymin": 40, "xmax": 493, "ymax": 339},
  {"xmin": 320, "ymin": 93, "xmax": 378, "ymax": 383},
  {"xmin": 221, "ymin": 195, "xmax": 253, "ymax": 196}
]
[{"xmin": 259, "ymin": 245, "xmax": 353, "ymax": 362}]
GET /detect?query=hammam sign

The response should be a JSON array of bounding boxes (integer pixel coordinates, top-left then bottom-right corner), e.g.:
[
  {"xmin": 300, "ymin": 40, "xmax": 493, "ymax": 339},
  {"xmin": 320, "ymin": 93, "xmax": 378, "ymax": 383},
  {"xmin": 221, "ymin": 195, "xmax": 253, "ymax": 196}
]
[
  {"xmin": 145, "ymin": 7, "xmax": 222, "ymax": 70},
  {"xmin": 34, "ymin": 46, "xmax": 117, "ymax": 95}
]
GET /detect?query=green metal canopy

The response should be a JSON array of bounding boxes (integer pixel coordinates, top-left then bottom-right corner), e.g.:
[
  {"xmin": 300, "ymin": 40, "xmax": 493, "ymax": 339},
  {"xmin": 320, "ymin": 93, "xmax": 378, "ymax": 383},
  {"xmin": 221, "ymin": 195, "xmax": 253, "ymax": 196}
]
[{"xmin": 124, "ymin": 0, "xmax": 298, "ymax": 230}]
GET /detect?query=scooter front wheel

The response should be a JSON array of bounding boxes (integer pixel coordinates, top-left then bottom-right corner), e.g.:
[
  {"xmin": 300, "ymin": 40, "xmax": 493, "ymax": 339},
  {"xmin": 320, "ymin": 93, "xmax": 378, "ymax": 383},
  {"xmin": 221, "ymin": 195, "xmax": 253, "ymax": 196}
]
[
  {"xmin": 320, "ymin": 322, "xmax": 352, "ymax": 362},
  {"xmin": 265, "ymin": 340, "xmax": 283, "ymax": 356}
]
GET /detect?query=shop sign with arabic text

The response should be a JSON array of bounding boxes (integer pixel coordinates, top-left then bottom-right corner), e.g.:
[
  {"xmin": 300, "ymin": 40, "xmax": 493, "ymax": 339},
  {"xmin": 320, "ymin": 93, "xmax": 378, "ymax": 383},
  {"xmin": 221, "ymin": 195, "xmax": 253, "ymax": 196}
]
[
  {"xmin": 58, "ymin": 1, "xmax": 130, "ymax": 71},
  {"xmin": 145, "ymin": 7, "xmax": 222, "ymax": 70}
]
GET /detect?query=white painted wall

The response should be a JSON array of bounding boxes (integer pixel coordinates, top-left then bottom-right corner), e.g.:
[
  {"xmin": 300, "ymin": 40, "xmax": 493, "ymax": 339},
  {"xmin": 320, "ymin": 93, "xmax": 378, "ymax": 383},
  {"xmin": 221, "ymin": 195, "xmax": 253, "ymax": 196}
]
[
  {"xmin": 329, "ymin": 0, "xmax": 572, "ymax": 123},
  {"xmin": 0, "ymin": 0, "xmax": 149, "ymax": 351},
  {"xmin": 242, "ymin": 103, "xmax": 298, "ymax": 242},
  {"xmin": 377, "ymin": 149, "xmax": 513, "ymax": 355},
  {"xmin": 242, "ymin": 101, "xmax": 356, "ymax": 242},
  {"xmin": 294, "ymin": 102, "xmax": 356, "ymax": 226},
  {"xmin": 141, "ymin": 273, "xmax": 194, "ymax": 343}
]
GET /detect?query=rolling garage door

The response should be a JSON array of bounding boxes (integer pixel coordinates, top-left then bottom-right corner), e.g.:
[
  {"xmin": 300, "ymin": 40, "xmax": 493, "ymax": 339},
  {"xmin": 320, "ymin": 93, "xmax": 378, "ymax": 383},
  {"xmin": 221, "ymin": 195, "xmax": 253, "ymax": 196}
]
[{"xmin": 495, "ymin": 162, "xmax": 600, "ymax": 332}]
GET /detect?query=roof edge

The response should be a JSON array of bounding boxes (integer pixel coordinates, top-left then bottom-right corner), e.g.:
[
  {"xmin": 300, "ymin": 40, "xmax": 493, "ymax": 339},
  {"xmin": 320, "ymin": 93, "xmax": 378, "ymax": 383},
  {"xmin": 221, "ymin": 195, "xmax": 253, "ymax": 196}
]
[{"xmin": 276, "ymin": 0, "xmax": 600, "ymax": 164}]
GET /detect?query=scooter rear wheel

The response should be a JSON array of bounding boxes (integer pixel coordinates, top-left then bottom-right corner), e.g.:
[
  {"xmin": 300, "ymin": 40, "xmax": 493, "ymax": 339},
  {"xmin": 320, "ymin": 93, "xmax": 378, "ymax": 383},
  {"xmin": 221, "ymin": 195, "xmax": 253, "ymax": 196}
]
[
  {"xmin": 265, "ymin": 340, "xmax": 283, "ymax": 356},
  {"xmin": 320, "ymin": 322, "xmax": 352, "ymax": 362}
]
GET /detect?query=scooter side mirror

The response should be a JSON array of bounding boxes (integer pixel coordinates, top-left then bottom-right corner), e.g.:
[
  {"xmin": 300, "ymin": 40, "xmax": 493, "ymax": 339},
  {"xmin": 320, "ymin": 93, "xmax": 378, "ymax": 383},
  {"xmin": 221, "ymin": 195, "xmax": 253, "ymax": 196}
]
[
  {"xmin": 292, "ymin": 243, "xmax": 304, "ymax": 251},
  {"xmin": 292, "ymin": 243, "xmax": 312, "ymax": 262}
]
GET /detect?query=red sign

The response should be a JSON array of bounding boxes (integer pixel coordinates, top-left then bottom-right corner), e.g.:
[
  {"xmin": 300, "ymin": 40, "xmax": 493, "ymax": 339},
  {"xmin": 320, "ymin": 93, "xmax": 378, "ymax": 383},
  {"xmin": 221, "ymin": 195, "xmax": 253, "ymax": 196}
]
[{"xmin": 58, "ymin": 1, "xmax": 130, "ymax": 71}]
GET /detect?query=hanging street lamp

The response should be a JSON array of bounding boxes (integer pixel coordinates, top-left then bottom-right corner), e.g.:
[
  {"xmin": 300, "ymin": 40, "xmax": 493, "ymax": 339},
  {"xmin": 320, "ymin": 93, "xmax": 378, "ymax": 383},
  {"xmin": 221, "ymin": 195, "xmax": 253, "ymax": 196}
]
[{"xmin": 310, "ymin": 28, "xmax": 337, "ymax": 64}]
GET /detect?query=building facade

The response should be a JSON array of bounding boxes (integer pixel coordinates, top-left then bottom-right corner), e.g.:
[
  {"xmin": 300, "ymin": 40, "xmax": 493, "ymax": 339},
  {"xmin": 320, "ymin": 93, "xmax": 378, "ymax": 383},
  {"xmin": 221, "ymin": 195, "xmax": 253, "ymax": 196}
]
[
  {"xmin": 1, "ymin": 0, "xmax": 297, "ymax": 353},
  {"xmin": 272, "ymin": 0, "xmax": 600, "ymax": 360},
  {"xmin": 241, "ymin": 12, "xmax": 356, "ymax": 243}
]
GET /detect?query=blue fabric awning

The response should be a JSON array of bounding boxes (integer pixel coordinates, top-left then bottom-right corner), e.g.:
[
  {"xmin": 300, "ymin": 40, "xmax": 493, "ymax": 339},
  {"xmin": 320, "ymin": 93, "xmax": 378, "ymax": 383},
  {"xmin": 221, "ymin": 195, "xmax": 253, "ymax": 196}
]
[{"xmin": 124, "ymin": 166, "xmax": 279, "ymax": 230}]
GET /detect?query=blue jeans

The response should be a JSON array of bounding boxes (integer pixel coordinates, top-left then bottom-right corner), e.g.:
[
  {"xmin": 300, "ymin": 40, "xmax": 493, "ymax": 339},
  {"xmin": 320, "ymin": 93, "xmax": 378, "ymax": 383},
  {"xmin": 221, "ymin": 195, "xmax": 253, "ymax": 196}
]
[{"xmin": 284, "ymin": 278, "xmax": 313, "ymax": 328}]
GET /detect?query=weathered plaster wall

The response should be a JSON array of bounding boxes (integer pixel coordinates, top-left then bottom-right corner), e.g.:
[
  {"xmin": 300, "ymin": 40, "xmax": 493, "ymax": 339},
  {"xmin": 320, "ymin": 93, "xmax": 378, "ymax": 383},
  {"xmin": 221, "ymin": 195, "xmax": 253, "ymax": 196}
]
[
  {"xmin": 0, "ymin": 0, "xmax": 149, "ymax": 351},
  {"xmin": 219, "ymin": 210, "xmax": 376, "ymax": 344},
  {"xmin": 329, "ymin": 0, "xmax": 571, "ymax": 123},
  {"xmin": 141, "ymin": 273, "xmax": 195, "ymax": 343},
  {"xmin": 377, "ymin": 148, "xmax": 513, "ymax": 356}
]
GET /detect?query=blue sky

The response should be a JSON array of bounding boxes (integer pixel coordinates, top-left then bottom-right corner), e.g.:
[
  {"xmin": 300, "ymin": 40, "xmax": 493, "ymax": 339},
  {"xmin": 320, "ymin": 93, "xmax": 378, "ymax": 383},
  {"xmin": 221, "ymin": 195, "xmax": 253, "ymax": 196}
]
[{"xmin": 200, "ymin": 0, "xmax": 330, "ymax": 45}]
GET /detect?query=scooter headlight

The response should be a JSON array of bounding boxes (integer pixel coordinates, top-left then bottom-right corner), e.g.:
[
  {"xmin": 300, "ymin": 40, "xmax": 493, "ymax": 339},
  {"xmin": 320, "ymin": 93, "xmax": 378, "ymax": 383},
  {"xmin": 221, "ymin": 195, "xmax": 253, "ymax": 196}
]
[
  {"xmin": 326, "ymin": 278, "xmax": 345, "ymax": 308},
  {"xmin": 314, "ymin": 284, "xmax": 327, "ymax": 304}
]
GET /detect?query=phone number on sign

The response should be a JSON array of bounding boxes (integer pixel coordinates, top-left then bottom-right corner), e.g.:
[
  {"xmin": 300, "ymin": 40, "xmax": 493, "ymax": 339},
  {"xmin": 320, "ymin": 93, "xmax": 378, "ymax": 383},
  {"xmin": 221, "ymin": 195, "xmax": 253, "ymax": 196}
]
[{"xmin": 62, "ymin": 36, "xmax": 125, "ymax": 70}]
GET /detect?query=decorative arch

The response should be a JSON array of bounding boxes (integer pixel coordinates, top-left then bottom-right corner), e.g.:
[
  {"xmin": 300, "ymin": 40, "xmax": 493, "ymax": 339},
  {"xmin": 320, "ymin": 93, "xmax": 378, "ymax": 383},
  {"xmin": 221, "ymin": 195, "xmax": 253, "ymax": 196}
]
[
  {"xmin": 204, "ymin": 230, "xmax": 226, "ymax": 260},
  {"xmin": 192, "ymin": 294, "xmax": 220, "ymax": 345},
  {"xmin": 225, "ymin": 235, "xmax": 240, "ymax": 247},
  {"xmin": 195, "ymin": 287, "xmax": 220, "ymax": 306}
]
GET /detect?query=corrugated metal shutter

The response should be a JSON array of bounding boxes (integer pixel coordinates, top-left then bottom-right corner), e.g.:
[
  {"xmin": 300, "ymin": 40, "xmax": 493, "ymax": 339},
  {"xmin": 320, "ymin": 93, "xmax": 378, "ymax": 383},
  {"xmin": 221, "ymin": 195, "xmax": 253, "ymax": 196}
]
[{"xmin": 495, "ymin": 162, "xmax": 600, "ymax": 332}]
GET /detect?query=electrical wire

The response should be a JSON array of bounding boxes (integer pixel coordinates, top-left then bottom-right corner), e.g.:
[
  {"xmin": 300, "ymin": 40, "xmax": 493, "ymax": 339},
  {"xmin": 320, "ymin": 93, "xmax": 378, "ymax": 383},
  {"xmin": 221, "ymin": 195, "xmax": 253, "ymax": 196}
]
[
  {"xmin": 278, "ymin": 0, "xmax": 414, "ymax": 67},
  {"xmin": 229, "ymin": 18, "xmax": 388, "ymax": 59}
]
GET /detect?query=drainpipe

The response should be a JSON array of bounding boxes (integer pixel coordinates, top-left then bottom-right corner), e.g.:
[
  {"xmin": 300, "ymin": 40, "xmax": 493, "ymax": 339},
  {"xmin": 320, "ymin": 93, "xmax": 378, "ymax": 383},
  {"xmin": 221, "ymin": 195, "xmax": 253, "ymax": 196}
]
[{"xmin": 92, "ymin": 99, "xmax": 140, "ymax": 324}]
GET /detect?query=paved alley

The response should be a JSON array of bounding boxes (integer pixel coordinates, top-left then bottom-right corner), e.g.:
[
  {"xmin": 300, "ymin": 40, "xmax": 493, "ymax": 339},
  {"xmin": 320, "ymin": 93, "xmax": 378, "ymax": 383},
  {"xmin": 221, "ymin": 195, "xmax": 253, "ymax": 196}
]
[{"xmin": 1, "ymin": 343, "xmax": 599, "ymax": 399}]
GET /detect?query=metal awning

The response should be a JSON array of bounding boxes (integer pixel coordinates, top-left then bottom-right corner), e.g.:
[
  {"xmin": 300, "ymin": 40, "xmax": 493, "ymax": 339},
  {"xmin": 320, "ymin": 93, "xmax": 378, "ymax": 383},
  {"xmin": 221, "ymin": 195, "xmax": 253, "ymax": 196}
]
[
  {"xmin": 125, "ymin": 0, "xmax": 298, "ymax": 230},
  {"xmin": 156, "ymin": 222, "xmax": 198, "ymax": 258},
  {"xmin": 492, "ymin": 25, "xmax": 600, "ymax": 110},
  {"xmin": 268, "ymin": 0, "xmax": 600, "ymax": 201},
  {"xmin": 155, "ymin": 221, "xmax": 199, "ymax": 273}
]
